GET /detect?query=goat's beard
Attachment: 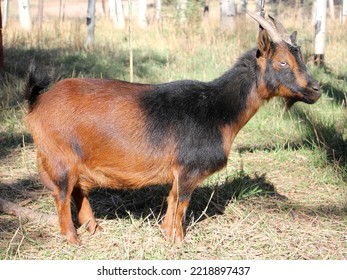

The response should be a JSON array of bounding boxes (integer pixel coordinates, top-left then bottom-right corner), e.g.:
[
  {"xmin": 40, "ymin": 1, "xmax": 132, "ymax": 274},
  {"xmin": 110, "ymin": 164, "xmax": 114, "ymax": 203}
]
[{"xmin": 283, "ymin": 97, "xmax": 300, "ymax": 110}]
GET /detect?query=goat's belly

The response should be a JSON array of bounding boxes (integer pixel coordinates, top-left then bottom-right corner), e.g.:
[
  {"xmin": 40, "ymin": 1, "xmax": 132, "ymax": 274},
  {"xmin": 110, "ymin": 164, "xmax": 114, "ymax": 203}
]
[{"xmin": 78, "ymin": 164, "xmax": 173, "ymax": 191}]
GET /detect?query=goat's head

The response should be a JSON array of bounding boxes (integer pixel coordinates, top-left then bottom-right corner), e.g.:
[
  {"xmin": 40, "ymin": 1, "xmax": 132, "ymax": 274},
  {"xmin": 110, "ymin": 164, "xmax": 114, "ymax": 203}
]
[{"xmin": 247, "ymin": 10, "xmax": 321, "ymax": 107}]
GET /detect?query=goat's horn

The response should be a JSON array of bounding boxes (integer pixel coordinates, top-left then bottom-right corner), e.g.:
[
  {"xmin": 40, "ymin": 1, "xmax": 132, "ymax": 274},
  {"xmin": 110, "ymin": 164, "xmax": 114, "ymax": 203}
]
[
  {"xmin": 268, "ymin": 14, "xmax": 288, "ymax": 35},
  {"xmin": 245, "ymin": 9, "xmax": 282, "ymax": 43},
  {"xmin": 268, "ymin": 14, "xmax": 292, "ymax": 44}
]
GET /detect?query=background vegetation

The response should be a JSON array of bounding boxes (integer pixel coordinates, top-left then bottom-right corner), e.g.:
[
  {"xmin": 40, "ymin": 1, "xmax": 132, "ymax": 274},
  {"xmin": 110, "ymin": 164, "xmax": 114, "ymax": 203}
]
[{"xmin": 0, "ymin": 0, "xmax": 346, "ymax": 259}]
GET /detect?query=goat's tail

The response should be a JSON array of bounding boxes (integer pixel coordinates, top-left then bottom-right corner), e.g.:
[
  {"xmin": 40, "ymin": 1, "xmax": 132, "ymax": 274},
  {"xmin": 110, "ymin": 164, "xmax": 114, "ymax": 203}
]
[{"xmin": 24, "ymin": 61, "xmax": 53, "ymax": 112}]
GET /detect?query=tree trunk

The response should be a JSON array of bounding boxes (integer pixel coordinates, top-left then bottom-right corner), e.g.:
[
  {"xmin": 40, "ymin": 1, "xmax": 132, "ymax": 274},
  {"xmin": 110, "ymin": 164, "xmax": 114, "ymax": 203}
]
[
  {"xmin": 101, "ymin": 0, "xmax": 107, "ymax": 16},
  {"xmin": 328, "ymin": 0, "xmax": 334, "ymax": 19},
  {"xmin": 177, "ymin": 0, "xmax": 187, "ymax": 24},
  {"xmin": 59, "ymin": 0, "xmax": 66, "ymax": 22},
  {"xmin": 342, "ymin": 0, "xmax": 347, "ymax": 23},
  {"xmin": 0, "ymin": 3, "xmax": 4, "ymax": 72},
  {"xmin": 155, "ymin": 0, "xmax": 162, "ymax": 23},
  {"xmin": 18, "ymin": 0, "xmax": 32, "ymax": 31},
  {"xmin": 204, "ymin": 0, "xmax": 209, "ymax": 19},
  {"xmin": 314, "ymin": 0, "xmax": 327, "ymax": 66},
  {"xmin": 220, "ymin": 0, "xmax": 236, "ymax": 32},
  {"xmin": 137, "ymin": 0, "xmax": 147, "ymax": 28},
  {"xmin": 302, "ymin": 0, "xmax": 309, "ymax": 24},
  {"xmin": 3, "ymin": 0, "xmax": 9, "ymax": 28},
  {"xmin": 128, "ymin": 0, "xmax": 134, "ymax": 82},
  {"xmin": 115, "ymin": 0, "xmax": 125, "ymax": 29},
  {"xmin": 256, "ymin": 0, "xmax": 262, "ymax": 12},
  {"xmin": 240, "ymin": 0, "xmax": 247, "ymax": 12},
  {"xmin": 37, "ymin": 0, "xmax": 44, "ymax": 32},
  {"xmin": 86, "ymin": 0, "xmax": 96, "ymax": 48},
  {"xmin": 109, "ymin": 0, "xmax": 116, "ymax": 23}
]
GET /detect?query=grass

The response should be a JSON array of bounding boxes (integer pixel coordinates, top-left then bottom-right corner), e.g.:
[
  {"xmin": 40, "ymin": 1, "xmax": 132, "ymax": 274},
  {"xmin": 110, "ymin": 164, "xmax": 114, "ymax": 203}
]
[{"xmin": 0, "ymin": 1, "xmax": 346, "ymax": 259}]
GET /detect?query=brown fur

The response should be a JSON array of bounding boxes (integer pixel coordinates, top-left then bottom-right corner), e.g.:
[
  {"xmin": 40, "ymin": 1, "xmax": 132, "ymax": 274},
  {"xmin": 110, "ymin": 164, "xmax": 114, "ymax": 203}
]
[{"xmin": 26, "ymin": 79, "xmax": 182, "ymax": 244}]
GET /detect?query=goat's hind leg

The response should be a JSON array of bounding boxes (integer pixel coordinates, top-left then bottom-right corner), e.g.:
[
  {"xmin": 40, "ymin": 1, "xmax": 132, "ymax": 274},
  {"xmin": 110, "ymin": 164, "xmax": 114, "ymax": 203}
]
[
  {"xmin": 72, "ymin": 187, "xmax": 102, "ymax": 235},
  {"xmin": 39, "ymin": 163, "xmax": 80, "ymax": 245}
]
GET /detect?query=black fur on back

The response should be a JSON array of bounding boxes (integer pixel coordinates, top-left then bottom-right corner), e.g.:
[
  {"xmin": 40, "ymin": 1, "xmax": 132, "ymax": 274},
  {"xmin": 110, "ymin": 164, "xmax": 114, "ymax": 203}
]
[
  {"xmin": 24, "ymin": 61, "xmax": 53, "ymax": 112},
  {"xmin": 140, "ymin": 49, "xmax": 259, "ymax": 175}
]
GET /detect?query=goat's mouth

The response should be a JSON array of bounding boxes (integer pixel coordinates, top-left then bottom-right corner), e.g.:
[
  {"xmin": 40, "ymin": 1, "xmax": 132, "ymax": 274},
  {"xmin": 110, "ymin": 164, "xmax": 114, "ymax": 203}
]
[
  {"xmin": 302, "ymin": 87, "xmax": 321, "ymax": 104},
  {"xmin": 284, "ymin": 88, "xmax": 321, "ymax": 108}
]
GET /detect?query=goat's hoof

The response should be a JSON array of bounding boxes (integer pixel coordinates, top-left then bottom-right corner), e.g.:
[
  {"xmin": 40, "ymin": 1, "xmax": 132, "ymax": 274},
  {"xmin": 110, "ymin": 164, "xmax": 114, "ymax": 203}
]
[
  {"xmin": 85, "ymin": 220, "xmax": 103, "ymax": 234},
  {"xmin": 66, "ymin": 233, "xmax": 81, "ymax": 246},
  {"xmin": 160, "ymin": 225, "xmax": 184, "ymax": 244},
  {"xmin": 89, "ymin": 223, "xmax": 103, "ymax": 235}
]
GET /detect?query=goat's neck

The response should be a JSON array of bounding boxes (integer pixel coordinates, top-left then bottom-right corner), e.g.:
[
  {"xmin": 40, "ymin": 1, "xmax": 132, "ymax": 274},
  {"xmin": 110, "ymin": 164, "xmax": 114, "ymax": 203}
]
[
  {"xmin": 213, "ymin": 51, "xmax": 266, "ymax": 155},
  {"xmin": 220, "ymin": 86, "xmax": 264, "ymax": 155}
]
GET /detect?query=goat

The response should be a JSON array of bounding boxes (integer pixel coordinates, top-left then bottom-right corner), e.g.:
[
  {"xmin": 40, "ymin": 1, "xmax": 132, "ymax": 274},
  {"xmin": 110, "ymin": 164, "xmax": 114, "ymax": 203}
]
[{"xmin": 24, "ymin": 11, "xmax": 321, "ymax": 245}]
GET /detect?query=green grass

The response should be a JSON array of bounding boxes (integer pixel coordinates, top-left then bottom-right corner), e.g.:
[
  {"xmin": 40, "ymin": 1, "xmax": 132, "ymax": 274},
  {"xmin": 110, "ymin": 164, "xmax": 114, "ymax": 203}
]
[{"xmin": 0, "ymin": 2, "xmax": 346, "ymax": 260}]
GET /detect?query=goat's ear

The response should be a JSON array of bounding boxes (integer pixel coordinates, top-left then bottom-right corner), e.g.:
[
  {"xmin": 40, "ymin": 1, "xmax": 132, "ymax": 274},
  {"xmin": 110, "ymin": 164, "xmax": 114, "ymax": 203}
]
[
  {"xmin": 290, "ymin": 31, "xmax": 298, "ymax": 45},
  {"xmin": 257, "ymin": 29, "xmax": 272, "ymax": 57}
]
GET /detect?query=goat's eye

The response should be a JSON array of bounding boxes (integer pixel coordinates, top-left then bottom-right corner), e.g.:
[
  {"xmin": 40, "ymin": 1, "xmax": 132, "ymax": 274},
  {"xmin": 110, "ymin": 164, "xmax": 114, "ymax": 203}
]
[{"xmin": 279, "ymin": 61, "xmax": 288, "ymax": 67}]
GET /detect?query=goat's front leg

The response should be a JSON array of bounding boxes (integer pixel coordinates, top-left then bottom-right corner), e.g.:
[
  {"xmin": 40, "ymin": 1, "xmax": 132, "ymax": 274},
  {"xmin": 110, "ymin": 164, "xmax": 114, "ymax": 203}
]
[{"xmin": 161, "ymin": 170, "xmax": 195, "ymax": 243}]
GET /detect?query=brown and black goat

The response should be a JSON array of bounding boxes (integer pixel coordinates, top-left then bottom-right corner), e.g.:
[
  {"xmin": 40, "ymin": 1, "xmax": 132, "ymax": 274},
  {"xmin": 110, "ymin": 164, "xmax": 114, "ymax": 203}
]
[{"xmin": 24, "ymin": 11, "xmax": 321, "ymax": 245}]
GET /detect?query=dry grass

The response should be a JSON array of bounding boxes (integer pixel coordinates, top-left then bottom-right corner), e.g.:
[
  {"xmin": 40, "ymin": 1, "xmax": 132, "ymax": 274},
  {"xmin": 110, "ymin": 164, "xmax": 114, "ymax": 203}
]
[
  {"xmin": 1, "ymin": 1, "xmax": 346, "ymax": 260},
  {"xmin": 1, "ymin": 141, "xmax": 346, "ymax": 259}
]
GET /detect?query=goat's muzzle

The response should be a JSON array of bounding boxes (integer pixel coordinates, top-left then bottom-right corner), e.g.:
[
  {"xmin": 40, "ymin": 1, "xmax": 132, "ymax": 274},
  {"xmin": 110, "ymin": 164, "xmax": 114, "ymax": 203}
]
[
  {"xmin": 304, "ymin": 81, "xmax": 321, "ymax": 104},
  {"xmin": 284, "ymin": 81, "xmax": 321, "ymax": 109}
]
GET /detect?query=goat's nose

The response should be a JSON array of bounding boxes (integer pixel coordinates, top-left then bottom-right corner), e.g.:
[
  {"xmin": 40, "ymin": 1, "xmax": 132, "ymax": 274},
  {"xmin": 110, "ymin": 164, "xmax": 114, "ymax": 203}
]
[
  {"xmin": 311, "ymin": 81, "xmax": 320, "ymax": 93},
  {"xmin": 311, "ymin": 81, "xmax": 321, "ymax": 100}
]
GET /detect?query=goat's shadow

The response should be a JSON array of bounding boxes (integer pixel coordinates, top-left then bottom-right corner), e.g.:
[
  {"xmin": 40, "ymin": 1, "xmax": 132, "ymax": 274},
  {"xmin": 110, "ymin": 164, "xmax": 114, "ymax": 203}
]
[
  {"xmin": 0, "ymin": 132, "xmax": 33, "ymax": 160},
  {"xmin": 0, "ymin": 173, "xmax": 278, "ymax": 238},
  {"xmin": 87, "ymin": 172, "xmax": 283, "ymax": 224}
]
